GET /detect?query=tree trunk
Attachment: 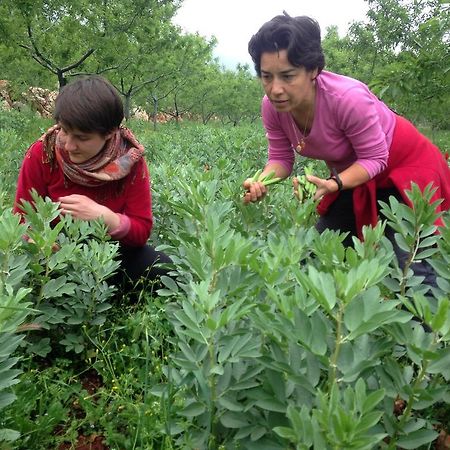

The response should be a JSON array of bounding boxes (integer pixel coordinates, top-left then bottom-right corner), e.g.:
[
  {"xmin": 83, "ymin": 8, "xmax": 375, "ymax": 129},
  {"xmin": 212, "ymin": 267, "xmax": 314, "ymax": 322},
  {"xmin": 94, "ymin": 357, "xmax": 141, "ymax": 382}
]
[
  {"xmin": 123, "ymin": 94, "xmax": 131, "ymax": 121},
  {"xmin": 57, "ymin": 70, "xmax": 68, "ymax": 89},
  {"xmin": 151, "ymin": 95, "xmax": 158, "ymax": 131}
]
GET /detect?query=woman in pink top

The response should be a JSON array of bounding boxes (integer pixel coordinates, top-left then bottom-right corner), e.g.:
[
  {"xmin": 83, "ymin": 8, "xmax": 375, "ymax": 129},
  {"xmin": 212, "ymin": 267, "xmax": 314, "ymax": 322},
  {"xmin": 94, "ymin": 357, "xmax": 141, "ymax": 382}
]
[{"xmin": 243, "ymin": 12, "xmax": 450, "ymax": 287}]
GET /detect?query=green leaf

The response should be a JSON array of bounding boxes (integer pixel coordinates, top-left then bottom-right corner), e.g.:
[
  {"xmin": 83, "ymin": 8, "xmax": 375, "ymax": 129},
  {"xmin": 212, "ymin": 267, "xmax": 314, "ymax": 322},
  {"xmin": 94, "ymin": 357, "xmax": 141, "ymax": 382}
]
[
  {"xmin": 160, "ymin": 275, "xmax": 179, "ymax": 292},
  {"xmin": 149, "ymin": 383, "xmax": 168, "ymax": 397},
  {"xmin": 218, "ymin": 335, "xmax": 239, "ymax": 363},
  {"xmin": 172, "ymin": 308, "xmax": 204, "ymax": 342},
  {"xmin": 0, "ymin": 334, "xmax": 23, "ymax": 359},
  {"xmin": 0, "ymin": 370, "xmax": 21, "ymax": 390},
  {"xmin": 90, "ymin": 316, "xmax": 106, "ymax": 326},
  {"xmin": 273, "ymin": 426, "xmax": 296, "ymax": 440},
  {"xmin": 177, "ymin": 401, "xmax": 206, "ymax": 417},
  {"xmin": 209, "ymin": 365, "xmax": 224, "ymax": 375},
  {"xmin": 427, "ymin": 347, "xmax": 450, "ymax": 377},
  {"xmin": 219, "ymin": 298, "xmax": 255, "ymax": 326},
  {"xmin": 310, "ymin": 313, "xmax": 328, "ymax": 355},
  {"xmin": 356, "ymin": 411, "xmax": 384, "ymax": 433},
  {"xmin": 0, "ymin": 428, "xmax": 21, "ymax": 442},
  {"xmin": 0, "ymin": 357, "xmax": 20, "ymax": 375},
  {"xmin": 234, "ymin": 425, "xmax": 254, "ymax": 440},
  {"xmin": 220, "ymin": 411, "xmax": 250, "ymax": 428},
  {"xmin": 416, "ymin": 248, "xmax": 438, "ymax": 259},
  {"xmin": 250, "ymin": 426, "xmax": 267, "ymax": 441},
  {"xmin": 66, "ymin": 316, "xmax": 83, "ymax": 325},
  {"xmin": 232, "ymin": 334, "xmax": 261, "ymax": 359},
  {"xmin": 96, "ymin": 302, "xmax": 112, "ymax": 313},
  {"xmin": 362, "ymin": 389, "xmax": 385, "ymax": 414},
  {"xmin": 254, "ymin": 398, "xmax": 286, "ymax": 413},
  {"xmin": 41, "ymin": 277, "xmax": 76, "ymax": 299},
  {"xmin": 431, "ymin": 298, "xmax": 449, "ymax": 332},
  {"xmin": 0, "ymin": 392, "xmax": 16, "ymax": 410},
  {"xmin": 233, "ymin": 379, "xmax": 262, "ymax": 393},
  {"xmin": 177, "ymin": 341, "xmax": 198, "ymax": 364},
  {"xmin": 344, "ymin": 296, "xmax": 365, "ymax": 332},
  {"xmin": 347, "ymin": 312, "xmax": 409, "ymax": 340},
  {"xmin": 396, "ymin": 428, "xmax": 439, "ymax": 449},
  {"xmin": 298, "ymin": 267, "xmax": 337, "ymax": 312},
  {"xmin": 218, "ymin": 395, "xmax": 245, "ymax": 411}
]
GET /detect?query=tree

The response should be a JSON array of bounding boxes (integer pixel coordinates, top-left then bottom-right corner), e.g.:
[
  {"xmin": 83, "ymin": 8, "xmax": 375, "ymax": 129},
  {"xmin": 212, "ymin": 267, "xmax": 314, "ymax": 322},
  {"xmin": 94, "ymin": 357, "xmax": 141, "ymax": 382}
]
[
  {"xmin": 321, "ymin": 26, "xmax": 373, "ymax": 81},
  {"xmin": 215, "ymin": 66, "xmax": 262, "ymax": 126},
  {"xmin": 0, "ymin": 0, "xmax": 181, "ymax": 90},
  {"xmin": 348, "ymin": 0, "xmax": 449, "ymax": 127},
  {"xmin": 154, "ymin": 32, "xmax": 218, "ymax": 125}
]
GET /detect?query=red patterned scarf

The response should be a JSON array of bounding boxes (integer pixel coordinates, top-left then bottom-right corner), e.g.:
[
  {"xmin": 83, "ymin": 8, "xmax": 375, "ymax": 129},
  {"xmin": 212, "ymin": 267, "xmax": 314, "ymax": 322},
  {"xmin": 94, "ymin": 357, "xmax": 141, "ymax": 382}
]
[{"xmin": 40, "ymin": 125, "xmax": 145, "ymax": 187}]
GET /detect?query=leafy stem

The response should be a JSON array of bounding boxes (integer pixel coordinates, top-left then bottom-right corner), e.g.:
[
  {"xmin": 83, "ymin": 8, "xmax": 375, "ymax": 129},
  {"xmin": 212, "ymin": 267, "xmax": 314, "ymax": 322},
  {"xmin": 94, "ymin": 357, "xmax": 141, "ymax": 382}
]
[
  {"xmin": 207, "ymin": 339, "xmax": 218, "ymax": 449},
  {"xmin": 387, "ymin": 358, "xmax": 431, "ymax": 450},
  {"xmin": 328, "ymin": 303, "xmax": 344, "ymax": 389},
  {"xmin": 400, "ymin": 229, "xmax": 421, "ymax": 296},
  {"xmin": 36, "ymin": 254, "xmax": 51, "ymax": 308}
]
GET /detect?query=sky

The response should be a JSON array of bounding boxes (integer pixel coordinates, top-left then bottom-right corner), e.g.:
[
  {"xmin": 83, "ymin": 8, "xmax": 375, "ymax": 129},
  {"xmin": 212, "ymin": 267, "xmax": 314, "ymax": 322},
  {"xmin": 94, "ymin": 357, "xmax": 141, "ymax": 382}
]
[{"xmin": 173, "ymin": 0, "xmax": 369, "ymax": 69}]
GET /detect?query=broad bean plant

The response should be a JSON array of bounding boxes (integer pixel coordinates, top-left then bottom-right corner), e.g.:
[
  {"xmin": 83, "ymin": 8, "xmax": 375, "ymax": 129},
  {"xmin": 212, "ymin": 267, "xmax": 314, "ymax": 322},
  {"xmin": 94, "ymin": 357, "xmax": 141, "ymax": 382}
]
[
  {"xmin": 151, "ymin": 172, "xmax": 450, "ymax": 450},
  {"xmin": 0, "ymin": 193, "xmax": 119, "ymax": 443}
]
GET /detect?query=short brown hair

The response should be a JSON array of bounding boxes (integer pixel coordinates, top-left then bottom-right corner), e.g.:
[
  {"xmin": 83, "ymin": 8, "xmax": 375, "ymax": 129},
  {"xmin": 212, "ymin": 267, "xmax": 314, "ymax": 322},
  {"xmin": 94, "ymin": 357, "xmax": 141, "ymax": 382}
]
[{"xmin": 54, "ymin": 76, "xmax": 124, "ymax": 135}]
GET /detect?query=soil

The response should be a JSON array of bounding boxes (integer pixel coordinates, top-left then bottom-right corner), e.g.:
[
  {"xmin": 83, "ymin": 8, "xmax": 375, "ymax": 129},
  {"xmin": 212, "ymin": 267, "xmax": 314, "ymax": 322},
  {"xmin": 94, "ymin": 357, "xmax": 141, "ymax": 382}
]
[
  {"xmin": 57, "ymin": 368, "xmax": 110, "ymax": 450},
  {"xmin": 58, "ymin": 434, "xmax": 108, "ymax": 450},
  {"xmin": 435, "ymin": 429, "xmax": 450, "ymax": 450}
]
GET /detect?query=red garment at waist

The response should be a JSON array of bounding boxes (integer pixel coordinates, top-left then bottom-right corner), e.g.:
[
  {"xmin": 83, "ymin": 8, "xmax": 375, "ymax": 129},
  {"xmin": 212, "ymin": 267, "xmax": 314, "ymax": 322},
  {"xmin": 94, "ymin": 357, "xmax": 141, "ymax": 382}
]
[{"xmin": 317, "ymin": 115, "xmax": 450, "ymax": 239}]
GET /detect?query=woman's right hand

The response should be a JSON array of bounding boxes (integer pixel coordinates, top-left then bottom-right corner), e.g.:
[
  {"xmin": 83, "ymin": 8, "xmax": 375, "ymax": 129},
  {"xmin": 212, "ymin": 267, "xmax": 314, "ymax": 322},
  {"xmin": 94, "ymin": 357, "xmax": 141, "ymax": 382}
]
[{"xmin": 242, "ymin": 178, "xmax": 267, "ymax": 204}]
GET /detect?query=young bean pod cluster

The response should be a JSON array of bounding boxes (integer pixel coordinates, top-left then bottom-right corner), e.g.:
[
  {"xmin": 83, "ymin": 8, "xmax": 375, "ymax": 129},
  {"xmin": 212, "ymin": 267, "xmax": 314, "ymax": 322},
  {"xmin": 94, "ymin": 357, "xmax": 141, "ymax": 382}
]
[
  {"xmin": 294, "ymin": 165, "xmax": 316, "ymax": 203},
  {"xmin": 250, "ymin": 169, "xmax": 281, "ymax": 186}
]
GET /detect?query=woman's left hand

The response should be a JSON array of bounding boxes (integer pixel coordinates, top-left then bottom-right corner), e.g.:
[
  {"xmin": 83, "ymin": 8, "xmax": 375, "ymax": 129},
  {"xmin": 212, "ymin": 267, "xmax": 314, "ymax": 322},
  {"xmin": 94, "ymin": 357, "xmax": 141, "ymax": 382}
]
[
  {"xmin": 305, "ymin": 174, "xmax": 340, "ymax": 200},
  {"xmin": 58, "ymin": 194, "xmax": 121, "ymax": 232},
  {"xmin": 58, "ymin": 194, "xmax": 105, "ymax": 221}
]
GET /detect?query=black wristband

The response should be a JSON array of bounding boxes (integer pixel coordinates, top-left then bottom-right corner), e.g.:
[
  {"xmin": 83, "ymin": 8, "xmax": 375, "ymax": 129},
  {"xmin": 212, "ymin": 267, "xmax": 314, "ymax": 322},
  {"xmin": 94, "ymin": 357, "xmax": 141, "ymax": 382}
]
[{"xmin": 327, "ymin": 168, "xmax": 343, "ymax": 191}]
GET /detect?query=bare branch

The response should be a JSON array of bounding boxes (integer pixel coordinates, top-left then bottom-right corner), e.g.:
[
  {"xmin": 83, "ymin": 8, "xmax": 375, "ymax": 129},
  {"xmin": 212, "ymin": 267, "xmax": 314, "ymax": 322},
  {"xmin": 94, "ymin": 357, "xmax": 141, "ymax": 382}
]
[
  {"xmin": 26, "ymin": 24, "xmax": 56, "ymax": 71},
  {"xmin": 131, "ymin": 71, "xmax": 176, "ymax": 96},
  {"xmin": 30, "ymin": 55, "xmax": 57, "ymax": 74},
  {"xmin": 70, "ymin": 65, "xmax": 121, "ymax": 77},
  {"xmin": 60, "ymin": 49, "xmax": 95, "ymax": 73},
  {"xmin": 96, "ymin": 65, "xmax": 122, "ymax": 74},
  {"xmin": 20, "ymin": 23, "xmax": 94, "ymax": 77},
  {"xmin": 18, "ymin": 43, "xmax": 56, "ymax": 74}
]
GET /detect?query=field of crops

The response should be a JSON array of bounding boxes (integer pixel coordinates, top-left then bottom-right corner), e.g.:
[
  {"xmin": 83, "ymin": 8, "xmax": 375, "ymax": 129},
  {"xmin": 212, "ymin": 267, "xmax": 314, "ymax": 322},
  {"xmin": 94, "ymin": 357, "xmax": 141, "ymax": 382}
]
[{"xmin": 1, "ymin": 110, "xmax": 449, "ymax": 450}]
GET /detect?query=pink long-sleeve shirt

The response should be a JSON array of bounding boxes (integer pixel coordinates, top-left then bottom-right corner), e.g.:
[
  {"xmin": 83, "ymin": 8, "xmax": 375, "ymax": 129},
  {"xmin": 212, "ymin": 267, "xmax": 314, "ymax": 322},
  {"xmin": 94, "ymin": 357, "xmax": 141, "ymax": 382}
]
[{"xmin": 262, "ymin": 70, "xmax": 396, "ymax": 178}]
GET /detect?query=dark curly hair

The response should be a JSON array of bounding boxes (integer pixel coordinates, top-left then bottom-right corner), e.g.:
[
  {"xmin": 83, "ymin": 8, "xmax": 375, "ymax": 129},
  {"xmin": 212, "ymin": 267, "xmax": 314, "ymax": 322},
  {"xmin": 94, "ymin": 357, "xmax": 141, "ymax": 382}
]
[{"xmin": 248, "ymin": 12, "xmax": 325, "ymax": 77}]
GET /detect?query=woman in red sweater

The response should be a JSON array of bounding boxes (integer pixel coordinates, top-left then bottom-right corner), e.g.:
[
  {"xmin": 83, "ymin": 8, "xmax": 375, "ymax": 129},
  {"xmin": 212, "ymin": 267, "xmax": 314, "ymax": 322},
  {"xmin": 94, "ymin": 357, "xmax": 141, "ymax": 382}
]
[{"xmin": 14, "ymin": 75, "xmax": 171, "ymax": 284}]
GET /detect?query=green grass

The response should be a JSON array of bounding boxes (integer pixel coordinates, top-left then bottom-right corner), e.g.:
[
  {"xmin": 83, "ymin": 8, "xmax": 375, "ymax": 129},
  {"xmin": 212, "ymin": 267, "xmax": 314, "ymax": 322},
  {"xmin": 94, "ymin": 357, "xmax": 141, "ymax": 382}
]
[
  {"xmin": 419, "ymin": 126, "xmax": 450, "ymax": 153},
  {"xmin": 1, "ymin": 111, "xmax": 449, "ymax": 450}
]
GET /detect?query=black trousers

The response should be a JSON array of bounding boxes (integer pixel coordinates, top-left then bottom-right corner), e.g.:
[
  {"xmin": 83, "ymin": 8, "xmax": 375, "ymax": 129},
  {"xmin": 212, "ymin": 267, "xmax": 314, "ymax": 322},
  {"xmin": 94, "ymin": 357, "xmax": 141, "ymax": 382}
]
[
  {"xmin": 113, "ymin": 244, "xmax": 172, "ymax": 284},
  {"xmin": 316, "ymin": 189, "xmax": 437, "ymax": 288}
]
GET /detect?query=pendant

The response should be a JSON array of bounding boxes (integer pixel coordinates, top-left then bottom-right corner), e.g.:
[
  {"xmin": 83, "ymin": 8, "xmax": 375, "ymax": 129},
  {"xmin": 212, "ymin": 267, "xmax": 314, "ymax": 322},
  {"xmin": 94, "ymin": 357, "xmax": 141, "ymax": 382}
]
[{"xmin": 295, "ymin": 139, "xmax": 306, "ymax": 154}]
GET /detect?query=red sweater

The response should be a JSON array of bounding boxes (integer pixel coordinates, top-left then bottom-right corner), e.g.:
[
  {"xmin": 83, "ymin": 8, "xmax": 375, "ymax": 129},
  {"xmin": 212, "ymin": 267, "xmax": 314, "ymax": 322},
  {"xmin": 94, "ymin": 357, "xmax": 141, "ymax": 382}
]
[
  {"xmin": 14, "ymin": 140, "xmax": 153, "ymax": 247},
  {"xmin": 318, "ymin": 115, "xmax": 450, "ymax": 239}
]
